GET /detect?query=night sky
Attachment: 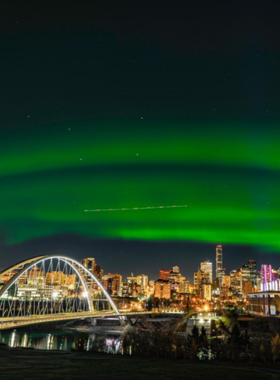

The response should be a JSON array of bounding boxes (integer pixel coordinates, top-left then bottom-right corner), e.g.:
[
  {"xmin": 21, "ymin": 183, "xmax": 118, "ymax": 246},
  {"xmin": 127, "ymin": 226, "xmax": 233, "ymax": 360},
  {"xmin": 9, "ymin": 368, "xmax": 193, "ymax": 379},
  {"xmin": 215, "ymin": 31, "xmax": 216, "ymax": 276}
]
[{"xmin": 1, "ymin": 3, "xmax": 280, "ymax": 279}]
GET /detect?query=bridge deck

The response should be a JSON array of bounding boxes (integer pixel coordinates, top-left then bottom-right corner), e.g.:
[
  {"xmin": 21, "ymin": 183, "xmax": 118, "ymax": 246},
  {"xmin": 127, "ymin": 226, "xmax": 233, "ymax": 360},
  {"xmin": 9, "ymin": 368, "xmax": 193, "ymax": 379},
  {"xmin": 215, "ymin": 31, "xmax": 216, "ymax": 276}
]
[{"xmin": 0, "ymin": 311, "xmax": 183, "ymax": 330}]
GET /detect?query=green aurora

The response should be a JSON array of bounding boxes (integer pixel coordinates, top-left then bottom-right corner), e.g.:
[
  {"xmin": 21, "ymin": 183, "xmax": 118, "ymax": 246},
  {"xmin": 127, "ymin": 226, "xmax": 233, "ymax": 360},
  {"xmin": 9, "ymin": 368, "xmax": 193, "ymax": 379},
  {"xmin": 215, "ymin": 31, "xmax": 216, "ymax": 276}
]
[{"xmin": 1, "ymin": 118, "xmax": 280, "ymax": 252}]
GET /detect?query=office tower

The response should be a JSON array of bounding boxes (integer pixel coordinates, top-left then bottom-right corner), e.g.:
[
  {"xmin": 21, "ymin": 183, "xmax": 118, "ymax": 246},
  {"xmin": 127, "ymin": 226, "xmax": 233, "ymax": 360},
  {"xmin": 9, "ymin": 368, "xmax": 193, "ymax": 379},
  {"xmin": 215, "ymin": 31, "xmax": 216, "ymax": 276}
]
[
  {"xmin": 216, "ymin": 268, "xmax": 226, "ymax": 285},
  {"xmin": 203, "ymin": 284, "xmax": 212, "ymax": 301},
  {"xmin": 261, "ymin": 264, "xmax": 272, "ymax": 291},
  {"xmin": 256, "ymin": 271, "xmax": 261, "ymax": 291},
  {"xmin": 230, "ymin": 269, "xmax": 242, "ymax": 294},
  {"xmin": 179, "ymin": 280, "xmax": 190, "ymax": 293},
  {"xmin": 81, "ymin": 258, "xmax": 95, "ymax": 271},
  {"xmin": 103, "ymin": 273, "xmax": 122, "ymax": 295},
  {"xmin": 154, "ymin": 280, "xmax": 171, "ymax": 299},
  {"xmin": 194, "ymin": 270, "xmax": 203, "ymax": 291},
  {"xmin": 216, "ymin": 245, "xmax": 223, "ymax": 278},
  {"xmin": 169, "ymin": 266, "xmax": 181, "ymax": 284},
  {"xmin": 81, "ymin": 258, "xmax": 103, "ymax": 290},
  {"xmin": 220, "ymin": 285, "xmax": 229, "ymax": 299},
  {"xmin": 241, "ymin": 260, "xmax": 257, "ymax": 287},
  {"xmin": 137, "ymin": 274, "xmax": 149, "ymax": 291},
  {"xmin": 159, "ymin": 270, "xmax": 170, "ymax": 281},
  {"xmin": 194, "ymin": 270, "xmax": 211, "ymax": 298},
  {"xmin": 200, "ymin": 260, "xmax": 213, "ymax": 283},
  {"xmin": 222, "ymin": 275, "xmax": 231, "ymax": 288},
  {"xmin": 242, "ymin": 281, "xmax": 253, "ymax": 297},
  {"xmin": 194, "ymin": 270, "xmax": 211, "ymax": 289}
]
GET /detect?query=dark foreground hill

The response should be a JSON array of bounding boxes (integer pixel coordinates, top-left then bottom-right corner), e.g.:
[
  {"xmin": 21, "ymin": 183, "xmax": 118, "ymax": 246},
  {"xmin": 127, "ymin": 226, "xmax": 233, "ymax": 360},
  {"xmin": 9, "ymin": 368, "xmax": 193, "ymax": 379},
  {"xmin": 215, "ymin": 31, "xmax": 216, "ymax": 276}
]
[{"xmin": 0, "ymin": 347, "xmax": 279, "ymax": 380}]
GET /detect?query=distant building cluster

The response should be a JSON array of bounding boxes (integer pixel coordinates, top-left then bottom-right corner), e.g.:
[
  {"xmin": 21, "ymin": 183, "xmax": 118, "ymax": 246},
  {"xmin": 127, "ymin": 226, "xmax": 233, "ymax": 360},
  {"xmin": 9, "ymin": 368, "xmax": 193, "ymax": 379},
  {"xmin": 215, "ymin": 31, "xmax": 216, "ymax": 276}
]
[
  {"xmin": 1, "ymin": 244, "xmax": 279, "ymax": 316},
  {"xmin": 76, "ymin": 245, "xmax": 280, "ymax": 315}
]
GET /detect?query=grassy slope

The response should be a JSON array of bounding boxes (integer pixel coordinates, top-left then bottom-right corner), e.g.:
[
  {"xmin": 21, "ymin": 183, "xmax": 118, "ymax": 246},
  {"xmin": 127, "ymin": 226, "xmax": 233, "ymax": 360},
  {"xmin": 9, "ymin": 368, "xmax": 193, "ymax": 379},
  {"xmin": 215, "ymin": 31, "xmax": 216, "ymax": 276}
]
[{"xmin": 0, "ymin": 348, "xmax": 278, "ymax": 380}]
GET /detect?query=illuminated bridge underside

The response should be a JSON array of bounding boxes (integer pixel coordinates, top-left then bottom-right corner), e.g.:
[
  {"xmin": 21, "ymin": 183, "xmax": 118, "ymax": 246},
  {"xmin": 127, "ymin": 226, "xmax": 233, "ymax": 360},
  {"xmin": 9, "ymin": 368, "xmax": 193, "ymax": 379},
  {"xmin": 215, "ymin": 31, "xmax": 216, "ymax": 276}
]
[
  {"xmin": 0, "ymin": 255, "xmax": 119, "ymax": 327},
  {"xmin": 0, "ymin": 311, "xmax": 160, "ymax": 330}
]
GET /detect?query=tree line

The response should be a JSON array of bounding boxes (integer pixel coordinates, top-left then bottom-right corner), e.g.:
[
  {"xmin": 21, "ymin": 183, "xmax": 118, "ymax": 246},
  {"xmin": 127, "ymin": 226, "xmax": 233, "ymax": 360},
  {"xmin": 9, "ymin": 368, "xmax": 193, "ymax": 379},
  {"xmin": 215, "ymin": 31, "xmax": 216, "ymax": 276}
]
[{"xmin": 121, "ymin": 313, "xmax": 280, "ymax": 364}]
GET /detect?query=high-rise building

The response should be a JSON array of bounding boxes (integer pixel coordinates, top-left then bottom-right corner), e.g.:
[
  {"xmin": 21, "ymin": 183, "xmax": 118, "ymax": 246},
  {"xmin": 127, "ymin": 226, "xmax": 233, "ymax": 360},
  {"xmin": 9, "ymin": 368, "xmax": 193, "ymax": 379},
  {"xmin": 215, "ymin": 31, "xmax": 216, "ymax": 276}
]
[
  {"xmin": 194, "ymin": 270, "xmax": 211, "ymax": 297},
  {"xmin": 200, "ymin": 260, "xmax": 213, "ymax": 283},
  {"xmin": 102, "ymin": 273, "xmax": 122, "ymax": 295},
  {"xmin": 256, "ymin": 271, "xmax": 261, "ymax": 291},
  {"xmin": 241, "ymin": 260, "xmax": 257, "ymax": 287},
  {"xmin": 154, "ymin": 280, "xmax": 171, "ymax": 299},
  {"xmin": 93, "ymin": 265, "xmax": 103, "ymax": 281},
  {"xmin": 203, "ymin": 284, "xmax": 212, "ymax": 301},
  {"xmin": 179, "ymin": 280, "xmax": 190, "ymax": 293},
  {"xmin": 216, "ymin": 245, "xmax": 223, "ymax": 278},
  {"xmin": 242, "ymin": 281, "xmax": 253, "ymax": 297},
  {"xmin": 230, "ymin": 269, "xmax": 242, "ymax": 294},
  {"xmin": 216, "ymin": 268, "xmax": 226, "ymax": 285},
  {"xmin": 169, "ymin": 267, "xmax": 181, "ymax": 284},
  {"xmin": 127, "ymin": 276, "xmax": 137, "ymax": 284},
  {"xmin": 81, "ymin": 258, "xmax": 103, "ymax": 290},
  {"xmin": 137, "ymin": 274, "xmax": 149, "ymax": 292},
  {"xmin": 81, "ymin": 258, "xmax": 95, "ymax": 271},
  {"xmin": 222, "ymin": 275, "xmax": 231, "ymax": 288},
  {"xmin": 261, "ymin": 264, "xmax": 272, "ymax": 291},
  {"xmin": 159, "ymin": 270, "xmax": 170, "ymax": 281},
  {"xmin": 220, "ymin": 285, "xmax": 229, "ymax": 299},
  {"xmin": 172, "ymin": 266, "xmax": 180, "ymax": 273},
  {"xmin": 121, "ymin": 277, "xmax": 139, "ymax": 297},
  {"xmin": 194, "ymin": 270, "xmax": 204, "ymax": 291}
]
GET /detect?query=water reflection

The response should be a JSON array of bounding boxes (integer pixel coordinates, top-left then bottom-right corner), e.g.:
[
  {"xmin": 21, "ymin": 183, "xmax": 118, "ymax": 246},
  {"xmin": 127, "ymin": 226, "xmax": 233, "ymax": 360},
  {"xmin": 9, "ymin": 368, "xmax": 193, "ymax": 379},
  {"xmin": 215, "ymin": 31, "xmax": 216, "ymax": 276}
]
[{"xmin": 0, "ymin": 329, "xmax": 122, "ymax": 354}]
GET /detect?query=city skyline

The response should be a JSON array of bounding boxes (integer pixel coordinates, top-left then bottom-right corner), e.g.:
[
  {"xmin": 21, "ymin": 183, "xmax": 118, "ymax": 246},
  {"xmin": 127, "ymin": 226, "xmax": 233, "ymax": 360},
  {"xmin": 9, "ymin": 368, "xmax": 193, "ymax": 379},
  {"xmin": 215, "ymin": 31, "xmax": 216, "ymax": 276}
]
[
  {"xmin": 1, "ymin": 242, "xmax": 278, "ymax": 282},
  {"xmin": 0, "ymin": 249, "xmax": 274, "ymax": 306}
]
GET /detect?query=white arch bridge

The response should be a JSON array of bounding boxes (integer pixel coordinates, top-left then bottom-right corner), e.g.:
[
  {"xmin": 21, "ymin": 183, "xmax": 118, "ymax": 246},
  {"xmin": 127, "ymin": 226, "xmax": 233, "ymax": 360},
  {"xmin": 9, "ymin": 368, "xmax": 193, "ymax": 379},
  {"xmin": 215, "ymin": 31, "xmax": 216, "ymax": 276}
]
[{"xmin": 0, "ymin": 255, "xmax": 125, "ymax": 330}]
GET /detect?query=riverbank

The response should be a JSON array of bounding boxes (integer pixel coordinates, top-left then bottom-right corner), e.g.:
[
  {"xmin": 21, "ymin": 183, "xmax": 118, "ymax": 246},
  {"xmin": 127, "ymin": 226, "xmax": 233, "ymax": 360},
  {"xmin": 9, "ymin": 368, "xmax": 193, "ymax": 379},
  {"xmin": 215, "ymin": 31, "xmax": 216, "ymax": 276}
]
[{"xmin": 0, "ymin": 346, "xmax": 279, "ymax": 380}]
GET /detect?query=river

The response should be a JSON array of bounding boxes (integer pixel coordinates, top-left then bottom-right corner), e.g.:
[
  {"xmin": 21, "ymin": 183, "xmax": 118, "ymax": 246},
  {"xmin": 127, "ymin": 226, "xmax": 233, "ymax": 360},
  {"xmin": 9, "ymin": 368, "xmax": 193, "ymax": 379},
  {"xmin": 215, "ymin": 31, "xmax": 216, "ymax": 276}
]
[{"xmin": 0, "ymin": 328, "xmax": 123, "ymax": 353}]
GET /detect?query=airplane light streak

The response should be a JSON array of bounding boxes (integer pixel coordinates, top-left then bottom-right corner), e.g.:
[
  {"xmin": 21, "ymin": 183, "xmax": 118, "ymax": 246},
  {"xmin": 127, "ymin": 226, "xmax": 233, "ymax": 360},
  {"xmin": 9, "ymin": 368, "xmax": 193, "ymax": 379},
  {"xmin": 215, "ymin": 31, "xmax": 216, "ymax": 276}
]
[{"xmin": 84, "ymin": 205, "xmax": 187, "ymax": 212}]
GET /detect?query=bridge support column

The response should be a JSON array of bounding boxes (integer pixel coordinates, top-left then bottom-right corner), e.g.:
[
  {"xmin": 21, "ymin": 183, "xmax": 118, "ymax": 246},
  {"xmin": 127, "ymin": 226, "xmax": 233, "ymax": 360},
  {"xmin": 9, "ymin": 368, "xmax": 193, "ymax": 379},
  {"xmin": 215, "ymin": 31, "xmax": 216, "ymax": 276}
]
[{"xmin": 126, "ymin": 316, "xmax": 140, "ymax": 326}]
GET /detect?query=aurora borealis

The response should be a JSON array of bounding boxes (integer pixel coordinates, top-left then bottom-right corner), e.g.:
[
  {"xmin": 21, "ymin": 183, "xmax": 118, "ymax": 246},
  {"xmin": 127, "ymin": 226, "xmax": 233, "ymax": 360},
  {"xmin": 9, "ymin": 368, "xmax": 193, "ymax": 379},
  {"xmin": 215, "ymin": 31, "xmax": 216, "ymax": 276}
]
[
  {"xmin": 1, "ymin": 3, "xmax": 280, "ymax": 276},
  {"xmin": 1, "ymin": 120, "xmax": 280, "ymax": 249}
]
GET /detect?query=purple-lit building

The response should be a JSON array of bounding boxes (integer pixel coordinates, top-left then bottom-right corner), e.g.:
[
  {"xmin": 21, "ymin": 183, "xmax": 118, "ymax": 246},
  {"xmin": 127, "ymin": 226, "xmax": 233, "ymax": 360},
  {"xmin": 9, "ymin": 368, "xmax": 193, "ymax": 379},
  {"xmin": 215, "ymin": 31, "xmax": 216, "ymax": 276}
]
[{"xmin": 261, "ymin": 264, "xmax": 272, "ymax": 291}]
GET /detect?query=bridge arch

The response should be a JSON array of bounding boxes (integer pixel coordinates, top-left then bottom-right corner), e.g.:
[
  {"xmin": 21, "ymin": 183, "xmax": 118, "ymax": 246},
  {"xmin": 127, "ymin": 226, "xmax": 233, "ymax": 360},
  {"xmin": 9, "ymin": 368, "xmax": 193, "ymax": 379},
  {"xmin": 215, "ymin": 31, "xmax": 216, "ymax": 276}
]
[{"xmin": 0, "ymin": 255, "xmax": 119, "ymax": 318}]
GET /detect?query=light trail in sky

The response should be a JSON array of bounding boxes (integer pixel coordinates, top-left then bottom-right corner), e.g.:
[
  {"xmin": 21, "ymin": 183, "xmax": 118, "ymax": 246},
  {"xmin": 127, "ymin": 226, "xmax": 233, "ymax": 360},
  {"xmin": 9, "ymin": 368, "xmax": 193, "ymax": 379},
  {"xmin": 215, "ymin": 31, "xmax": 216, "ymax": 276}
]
[{"xmin": 84, "ymin": 205, "xmax": 187, "ymax": 212}]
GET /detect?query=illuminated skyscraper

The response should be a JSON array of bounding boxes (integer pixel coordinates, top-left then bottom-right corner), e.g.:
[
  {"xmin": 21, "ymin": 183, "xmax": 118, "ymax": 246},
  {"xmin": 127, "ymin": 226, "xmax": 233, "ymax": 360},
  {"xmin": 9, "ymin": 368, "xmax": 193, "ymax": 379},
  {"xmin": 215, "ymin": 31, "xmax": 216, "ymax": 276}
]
[
  {"xmin": 200, "ymin": 260, "xmax": 213, "ymax": 283},
  {"xmin": 159, "ymin": 270, "xmax": 170, "ymax": 281},
  {"xmin": 261, "ymin": 264, "xmax": 272, "ymax": 291},
  {"xmin": 230, "ymin": 269, "xmax": 242, "ymax": 294},
  {"xmin": 241, "ymin": 260, "xmax": 257, "ymax": 287},
  {"xmin": 81, "ymin": 258, "xmax": 103, "ymax": 290},
  {"xmin": 216, "ymin": 268, "xmax": 226, "ymax": 285},
  {"xmin": 179, "ymin": 280, "xmax": 190, "ymax": 293},
  {"xmin": 154, "ymin": 280, "xmax": 171, "ymax": 299},
  {"xmin": 222, "ymin": 275, "xmax": 231, "ymax": 288},
  {"xmin": 216, "ymin": 245, "xmax": 223, "ymax": 278},
  {"xmin": 137, "ymin": 274, "xmax": 149, "ymax": 291},
  {"xmin": 81, "ymin": 258, "xmax": 95, "ymax": 271}
]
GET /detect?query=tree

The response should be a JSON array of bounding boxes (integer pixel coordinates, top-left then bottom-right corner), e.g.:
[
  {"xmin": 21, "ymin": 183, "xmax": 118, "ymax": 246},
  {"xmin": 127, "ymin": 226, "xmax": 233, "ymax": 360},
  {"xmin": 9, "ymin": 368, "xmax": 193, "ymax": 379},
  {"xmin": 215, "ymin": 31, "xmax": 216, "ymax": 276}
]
[
  {"xmin": 216, "ymin": 319, "xmax": 230, "ymax": 337},
  {"xmin": 271, "ymin": 334, "xmax": 280, "ymax": 363},
  {"xmin": 184, "ymin": 304, "xmax": 195, "ymax": 334},
  {"xmin": 226, "ymin": 324, "xmax": 241, "ymax": 361},
  {"xmin": 187, "ymin": 325, "xmax": 200, "ymax": 360},
  {"xmin": 259, "ymin": 343, "xmax": 267, "ymax": 363},
  {"xmin": 221, "ymin": 310, "xmax": 238, "ymax": 329}
]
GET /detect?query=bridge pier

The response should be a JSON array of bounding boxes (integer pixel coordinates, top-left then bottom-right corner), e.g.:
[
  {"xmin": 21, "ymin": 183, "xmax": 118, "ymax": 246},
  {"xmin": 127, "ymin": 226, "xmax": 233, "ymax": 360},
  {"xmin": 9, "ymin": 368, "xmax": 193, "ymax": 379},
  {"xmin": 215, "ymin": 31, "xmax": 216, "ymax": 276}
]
[{"xmin": 126, "ymin": 315, "xmax": 145, "ymax": 326}]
